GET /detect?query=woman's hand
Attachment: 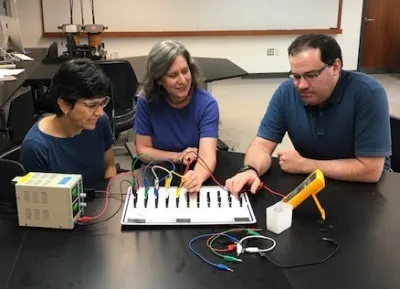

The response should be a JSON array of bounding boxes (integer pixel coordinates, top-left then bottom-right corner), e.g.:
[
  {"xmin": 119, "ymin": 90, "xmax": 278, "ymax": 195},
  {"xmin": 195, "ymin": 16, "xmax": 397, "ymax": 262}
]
[
  {"xmin": 177, "ymin": 147, "xmax": 198, "ymax": 165},
  {"xmin": 181, "ymin": 170, "xmax": 202, "ymax": 193}
]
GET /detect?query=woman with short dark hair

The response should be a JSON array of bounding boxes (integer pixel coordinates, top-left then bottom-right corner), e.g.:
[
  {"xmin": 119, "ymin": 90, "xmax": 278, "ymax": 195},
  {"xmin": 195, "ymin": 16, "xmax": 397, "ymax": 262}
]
[{"xmin": 20, "ymin": 58, "xmax": 117, "ymax": 188}]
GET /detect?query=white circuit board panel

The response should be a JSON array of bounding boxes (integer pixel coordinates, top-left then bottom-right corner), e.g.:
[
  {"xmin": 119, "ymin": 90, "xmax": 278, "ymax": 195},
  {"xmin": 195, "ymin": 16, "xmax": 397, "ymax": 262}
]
[{"xmin": 121, "ymin": 186, "xmax": 257, "ymax": 226}]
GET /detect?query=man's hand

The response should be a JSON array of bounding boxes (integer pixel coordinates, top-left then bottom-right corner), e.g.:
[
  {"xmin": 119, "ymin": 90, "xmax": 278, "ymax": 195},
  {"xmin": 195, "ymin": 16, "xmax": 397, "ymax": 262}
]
[
  {"xmin": 182, "ymin": 170, "xmax": 202, "ymax": 193},
  {"xmin": 225, "ymin": 170, "xmax": 261, "ymax": 197},
  {"xmin": 277, "ymin": 149, "xmax": 307, "ymax": 174},
  {"xmin": 178, "ymin": 147, "xmax": 198, "ymax": 165}
]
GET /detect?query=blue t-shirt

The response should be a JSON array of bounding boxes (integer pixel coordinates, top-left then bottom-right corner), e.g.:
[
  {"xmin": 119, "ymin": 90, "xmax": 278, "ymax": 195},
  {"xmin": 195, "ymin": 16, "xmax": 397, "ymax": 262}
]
[
  {"xmin": 257, "ymin": 70, "xmax": 392, "ymax": 170},
  {"xmin": 134, "ymin": 88, "xmax": 219, "ymax": 152},
  {"xmin": 20, "ymin": 115, "xmax": 113, "ymax": 187}
]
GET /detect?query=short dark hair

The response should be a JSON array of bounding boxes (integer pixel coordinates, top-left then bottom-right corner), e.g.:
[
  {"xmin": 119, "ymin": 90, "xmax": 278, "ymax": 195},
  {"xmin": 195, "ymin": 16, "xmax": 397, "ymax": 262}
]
[
  {"xmin": 288, "ymin": 34, "xmax": 343, "ymax": 67},
  {"xmin": 49, "ymin": 58, "xmax": 110, "ymax": 117}
]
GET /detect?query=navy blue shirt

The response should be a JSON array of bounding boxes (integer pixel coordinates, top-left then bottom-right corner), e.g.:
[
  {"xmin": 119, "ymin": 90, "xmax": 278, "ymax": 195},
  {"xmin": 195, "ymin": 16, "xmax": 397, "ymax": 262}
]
[
  {"xmin": 20, "ymin": 115, "xmax": 113, "ymax": 187},
  {"xmin": 135, "ymin": 88, "xmax": 219, "ymax": 152},
  {"xmin": 258, "ymin": 70, "xmax": 392, "ymax": 170}
]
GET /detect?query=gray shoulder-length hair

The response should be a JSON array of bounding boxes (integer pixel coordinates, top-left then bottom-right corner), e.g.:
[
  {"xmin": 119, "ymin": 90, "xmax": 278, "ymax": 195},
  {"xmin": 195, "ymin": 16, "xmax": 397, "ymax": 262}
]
[{"xmin": 137, "ymin": 40, "xmax": 202, "ymax": 103}]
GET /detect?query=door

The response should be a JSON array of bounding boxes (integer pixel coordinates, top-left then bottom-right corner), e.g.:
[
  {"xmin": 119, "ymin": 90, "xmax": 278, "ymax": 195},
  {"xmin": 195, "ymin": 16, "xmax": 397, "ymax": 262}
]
[{"xmin": 358, "ymin": 0, "xmax": 400, "ymax": 72}]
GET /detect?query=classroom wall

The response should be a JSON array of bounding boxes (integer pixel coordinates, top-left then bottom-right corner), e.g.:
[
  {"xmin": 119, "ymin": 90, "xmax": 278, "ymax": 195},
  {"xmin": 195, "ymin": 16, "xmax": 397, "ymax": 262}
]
[{"xmin": 15, "ymin": 0, "xmax": 364, "ymax": 73}]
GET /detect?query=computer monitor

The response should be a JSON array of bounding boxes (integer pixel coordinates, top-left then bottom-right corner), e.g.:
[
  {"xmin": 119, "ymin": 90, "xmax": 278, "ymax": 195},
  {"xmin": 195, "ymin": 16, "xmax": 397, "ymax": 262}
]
[{"xmin": 0, "ymin": 16, "xmax": 25, "ymax": 54}]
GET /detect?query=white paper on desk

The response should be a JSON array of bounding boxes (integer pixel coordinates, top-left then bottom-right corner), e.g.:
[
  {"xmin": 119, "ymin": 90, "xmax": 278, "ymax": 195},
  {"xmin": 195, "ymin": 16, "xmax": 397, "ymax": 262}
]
[
  {"xmin": 0, "ymin": 75, "xmax": 17, "ymax": 82},
  {"xmin": 12, "ymin": 53, "xmax": 34, "ymax": 61},
  {"xmin": 0, "ymin": 69, "xmax": 24, "ymax": 76}
]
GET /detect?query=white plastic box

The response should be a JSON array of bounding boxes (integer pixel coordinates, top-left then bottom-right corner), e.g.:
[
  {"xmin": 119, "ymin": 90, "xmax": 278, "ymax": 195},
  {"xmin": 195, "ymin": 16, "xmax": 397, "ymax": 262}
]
[{"xmin": 266, "ymin": 201, "xmax": 293, "ymax": 234}]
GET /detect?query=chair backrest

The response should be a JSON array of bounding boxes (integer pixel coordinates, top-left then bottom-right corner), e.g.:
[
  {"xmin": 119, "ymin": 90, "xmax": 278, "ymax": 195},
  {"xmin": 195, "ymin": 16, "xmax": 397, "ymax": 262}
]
[
  {"xmin": 7, "ymin": 86, "xmax": 35, "ymax": 145},
  {"xmin": 0, "ymin": 86, "xmax": 35, "ymax": 154},
  {"xmin": 0, "ymin": 146, "xmax": 26, "ymax": 207},
  {"xmin": 390, "ymin": 116, "xmax": 400, "ymax": 172},
  {"xmin": 0, "ymin": 145, "xmax": 21, "ymax": 161},
  {"xmin": 97, "ymin": 60, "xmax": 138, "ymax": 135},
  {"xmin": 47, "ymin": 41, "xmax": 58, "ymax": 58}
]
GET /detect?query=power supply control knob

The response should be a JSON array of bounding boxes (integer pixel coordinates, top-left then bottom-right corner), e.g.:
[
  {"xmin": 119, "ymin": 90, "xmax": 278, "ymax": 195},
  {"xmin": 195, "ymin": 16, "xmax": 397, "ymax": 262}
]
[
  {"xmin": 80, "ymin": 202, "xmax": 87, "ymax": 208},
  {"xmin": 79, "ymin": 193, "xmax": 87, "ymax": 198}
]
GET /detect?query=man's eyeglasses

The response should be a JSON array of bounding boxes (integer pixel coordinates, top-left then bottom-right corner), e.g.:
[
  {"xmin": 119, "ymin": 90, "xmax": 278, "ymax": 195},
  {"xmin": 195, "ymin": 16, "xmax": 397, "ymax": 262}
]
[
  {"xmin": 288, "ymin": 64, "xmax": 329, "ymax": 82},
  {"xmin": 78, "ymin": 96, "xmax": 110, "ymax": 112}
]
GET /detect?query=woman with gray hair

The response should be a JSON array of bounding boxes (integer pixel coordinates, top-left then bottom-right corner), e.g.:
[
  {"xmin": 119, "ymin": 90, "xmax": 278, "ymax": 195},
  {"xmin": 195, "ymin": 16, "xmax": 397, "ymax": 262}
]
[{"xmin": 135, "ymin": 40, "xmax": 219, "ymax": 193}]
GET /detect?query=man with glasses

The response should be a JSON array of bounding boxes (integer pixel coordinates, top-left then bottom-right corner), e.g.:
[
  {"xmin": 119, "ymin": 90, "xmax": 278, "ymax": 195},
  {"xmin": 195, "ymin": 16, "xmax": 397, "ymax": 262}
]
[
  {"xmin": 226, "ymin": 34, "xmax": 391, "ymax": 196},
  {"xmin": 20, "ymin": 58, "xmax": 117, "ymax": 188}
]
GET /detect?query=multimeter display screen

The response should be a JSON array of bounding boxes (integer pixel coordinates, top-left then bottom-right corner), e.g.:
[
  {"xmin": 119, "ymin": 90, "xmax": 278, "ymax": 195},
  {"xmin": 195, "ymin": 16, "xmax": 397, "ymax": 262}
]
[{"xmin": 285, "ymin": 171, "xmax": 317, "ymax": 200}]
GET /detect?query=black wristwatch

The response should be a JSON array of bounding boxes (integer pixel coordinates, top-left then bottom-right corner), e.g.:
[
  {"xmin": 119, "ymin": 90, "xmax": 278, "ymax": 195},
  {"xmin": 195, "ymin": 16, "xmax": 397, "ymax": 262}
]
[{"xmin": 238, "ymin": 165, "xmax": 259, "ymax": 176}]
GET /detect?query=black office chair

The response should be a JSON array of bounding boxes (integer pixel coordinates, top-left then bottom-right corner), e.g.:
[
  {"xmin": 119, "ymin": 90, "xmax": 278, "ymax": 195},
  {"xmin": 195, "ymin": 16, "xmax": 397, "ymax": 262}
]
[
  {"xmin": 390, "ymin": 116, "xmax": 400, "ymax": 172},
  {"xmin": 0, "ymin": 146, "xmax": 26, "ymax": 208},
  {"xmin": 42, "ymin": 42, "xmax": 71, "ymax": 65},
  {"xmin": 0, "ymin": 86, "xmax": 35, "ymax": 153},
  {"xmin": 0, "ymin": 145, "xmax": 21, "ymax": 162},
  {"xmin": 98, "ymin": 60, "xmax": 138, "ymax": 149},
  {"xmin": 47, "ymin": 42, "xmax": 58, "ymax": 58}
]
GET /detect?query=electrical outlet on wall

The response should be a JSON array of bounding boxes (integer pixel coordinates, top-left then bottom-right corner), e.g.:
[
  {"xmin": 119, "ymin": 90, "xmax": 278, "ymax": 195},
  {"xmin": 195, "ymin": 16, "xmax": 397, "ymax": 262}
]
[{"xmin": 267, "ymin": 48, "xmax": 274, "ymax": 56}]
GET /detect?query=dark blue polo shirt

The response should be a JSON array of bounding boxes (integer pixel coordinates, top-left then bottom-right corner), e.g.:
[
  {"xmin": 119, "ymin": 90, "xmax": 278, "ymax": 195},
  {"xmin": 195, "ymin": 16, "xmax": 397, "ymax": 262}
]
[
  {"xmin": 20, "ymin": 115, "xmax": 113, "ymax": 188},
  {"xmin": 257, "ymin": 70, "xmax": 392, "ymax": 170}
]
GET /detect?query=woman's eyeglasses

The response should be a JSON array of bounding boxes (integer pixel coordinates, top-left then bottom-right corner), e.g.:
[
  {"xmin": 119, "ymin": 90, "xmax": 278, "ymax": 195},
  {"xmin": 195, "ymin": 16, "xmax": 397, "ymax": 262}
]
[{"xmin": 78, "ymin": 96, "xmax": 110, "ymax": 112}]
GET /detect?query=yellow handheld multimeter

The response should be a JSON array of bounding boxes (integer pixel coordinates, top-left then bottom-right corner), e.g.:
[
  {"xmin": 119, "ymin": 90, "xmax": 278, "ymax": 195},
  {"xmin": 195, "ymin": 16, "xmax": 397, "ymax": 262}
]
[{"xmin": 282, "ymin": 169, "xmax": 326, "ymax": 220}]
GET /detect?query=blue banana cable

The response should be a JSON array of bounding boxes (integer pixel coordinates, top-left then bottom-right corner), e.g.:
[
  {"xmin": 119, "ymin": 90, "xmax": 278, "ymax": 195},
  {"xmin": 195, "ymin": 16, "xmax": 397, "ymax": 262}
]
[{"xmin": 189, "ymin": 233, "xmax": 239, "ymax": 272}]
